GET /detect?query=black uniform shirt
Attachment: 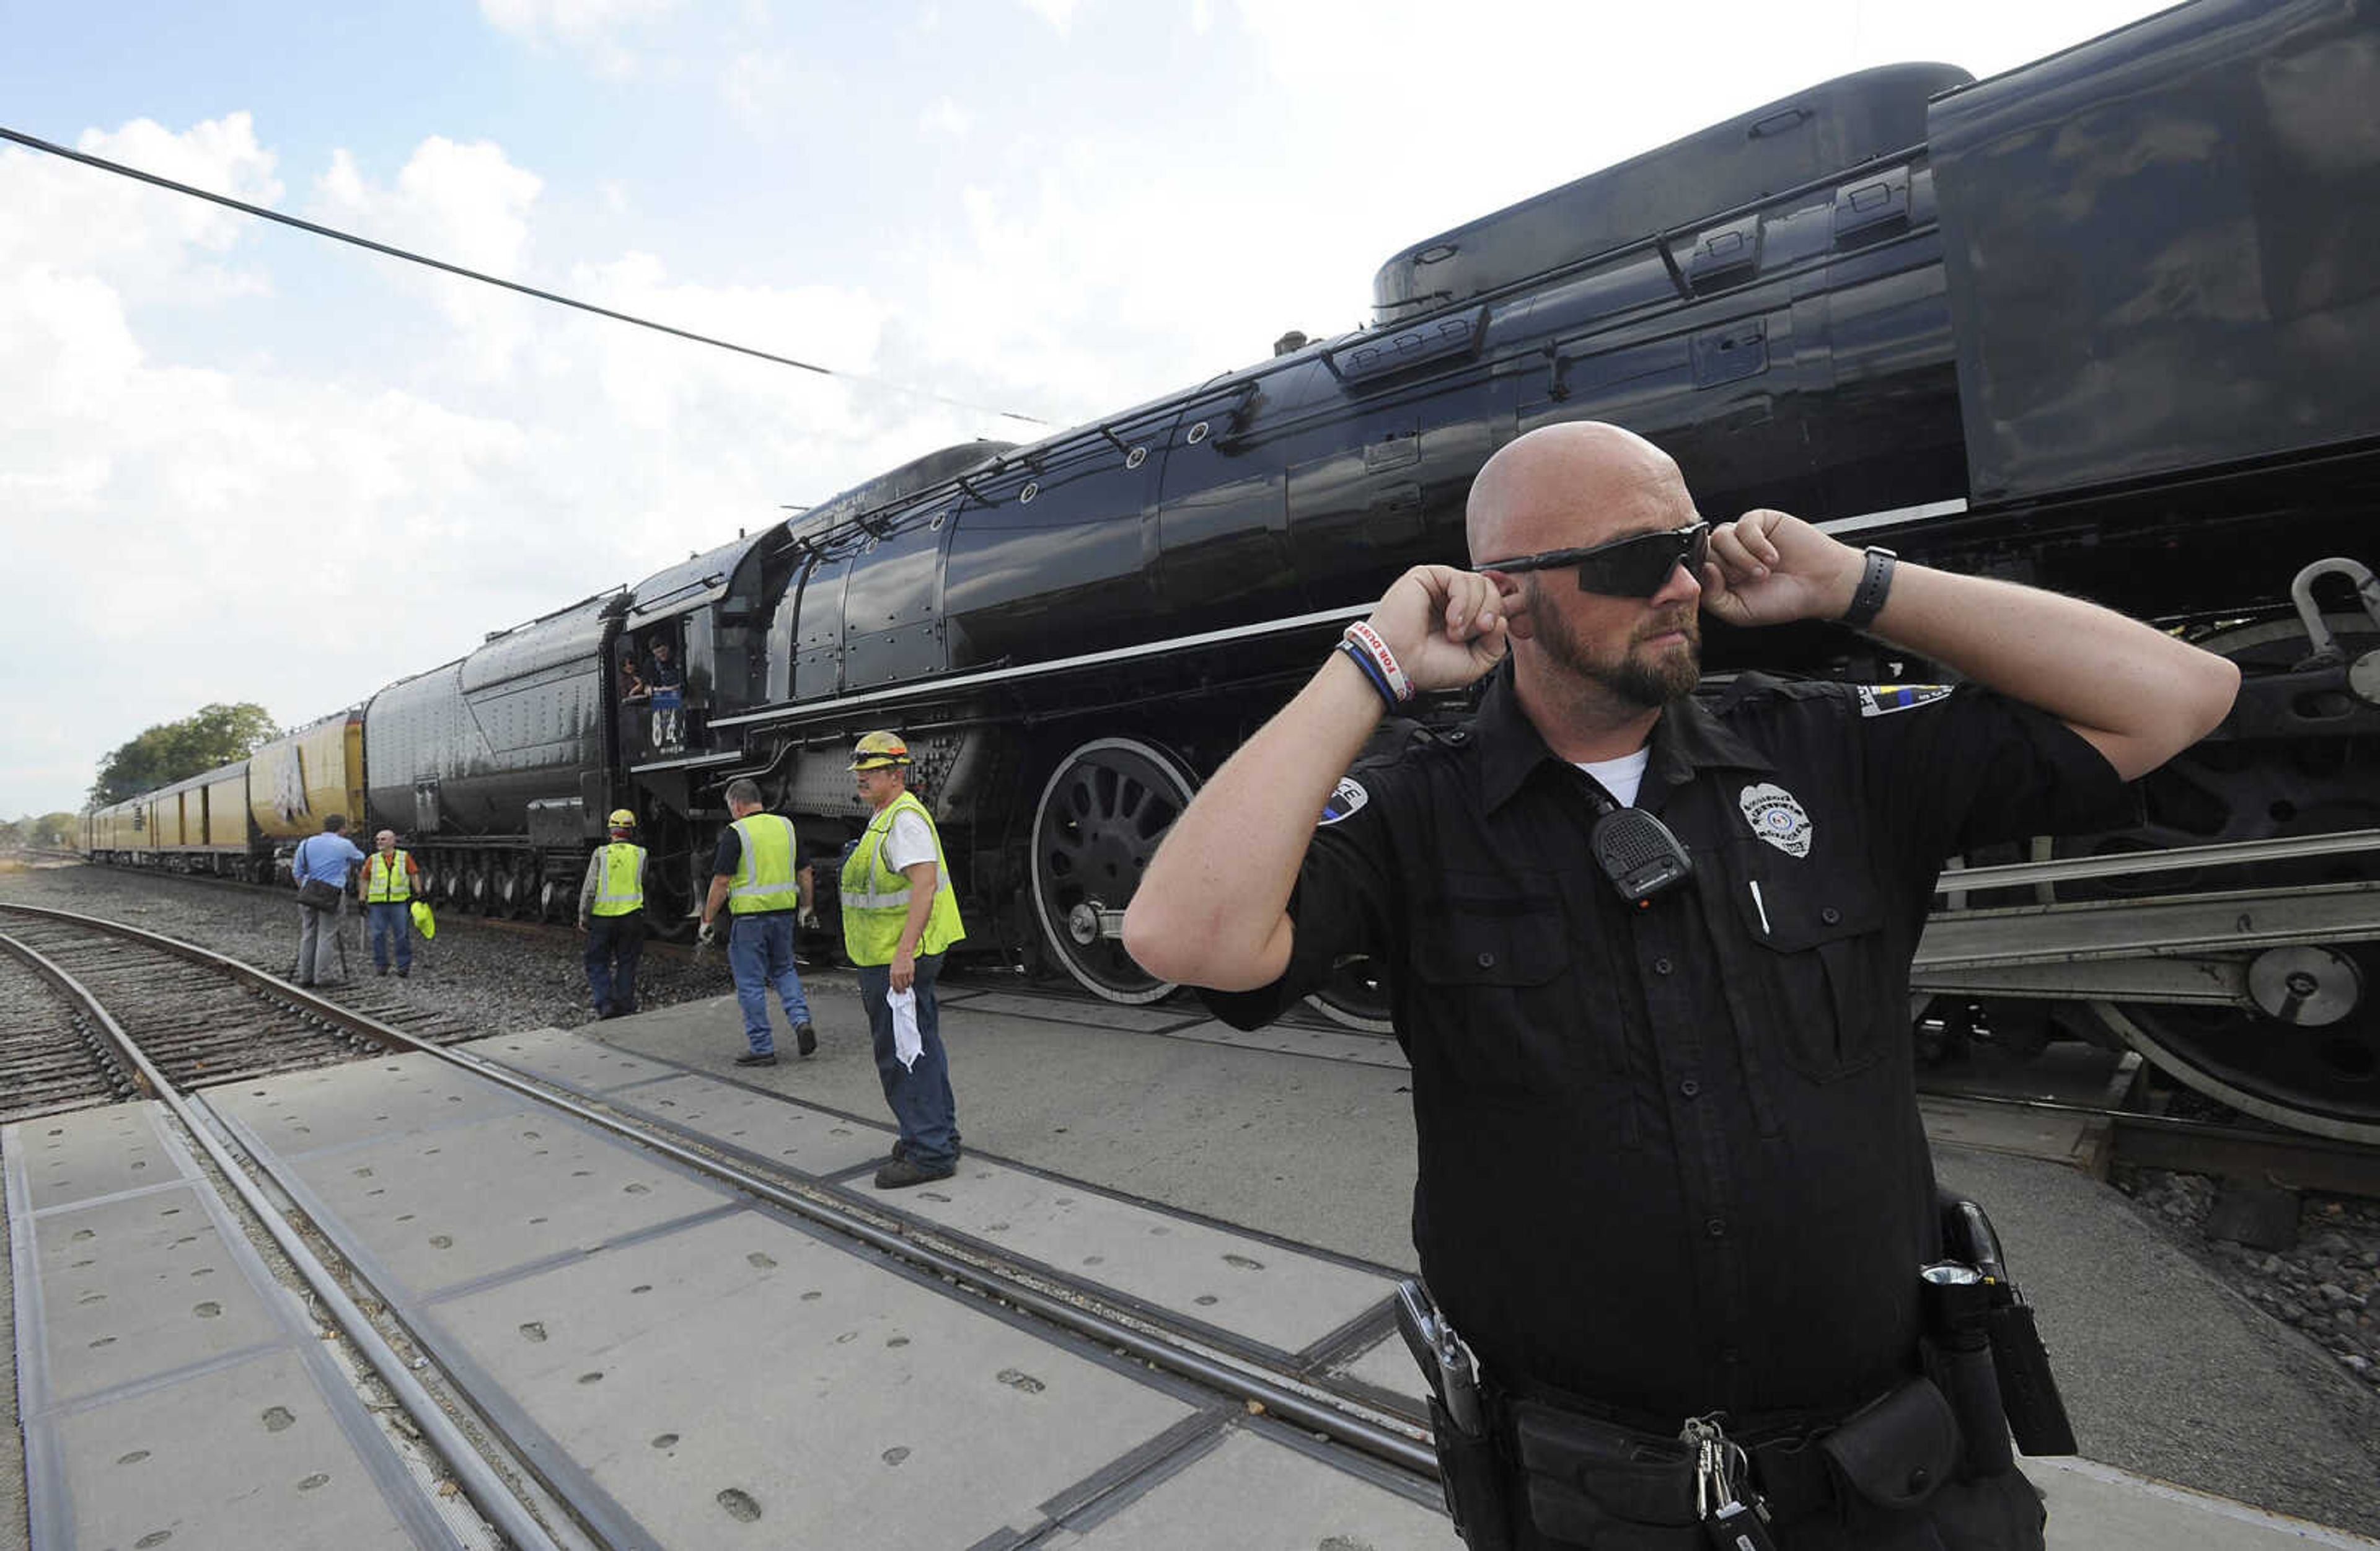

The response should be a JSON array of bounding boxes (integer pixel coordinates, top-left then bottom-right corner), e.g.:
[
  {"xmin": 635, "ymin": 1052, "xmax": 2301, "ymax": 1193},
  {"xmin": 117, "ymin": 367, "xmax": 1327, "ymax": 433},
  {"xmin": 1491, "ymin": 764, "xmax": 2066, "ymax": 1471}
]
[{"xmin": 1204, "ymin": 666, "xmax": 2134, "ymax": 1425}]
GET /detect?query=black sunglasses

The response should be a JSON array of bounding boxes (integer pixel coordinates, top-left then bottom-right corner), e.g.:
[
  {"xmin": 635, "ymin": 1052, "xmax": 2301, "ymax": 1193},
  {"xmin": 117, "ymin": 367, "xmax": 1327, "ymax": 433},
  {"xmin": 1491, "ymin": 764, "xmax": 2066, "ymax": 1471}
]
[{"xmin": 1478, "ymin": 521, "xmax": 1710, "ymax": 598}]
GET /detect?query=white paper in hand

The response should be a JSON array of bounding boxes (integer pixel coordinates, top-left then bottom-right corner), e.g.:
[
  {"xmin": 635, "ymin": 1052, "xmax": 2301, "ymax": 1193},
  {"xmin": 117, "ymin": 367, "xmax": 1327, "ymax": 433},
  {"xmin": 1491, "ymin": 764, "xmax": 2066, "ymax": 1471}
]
[{"xmin": 887, "ymin": 986, "xmax": 922, "ymax": 1071}]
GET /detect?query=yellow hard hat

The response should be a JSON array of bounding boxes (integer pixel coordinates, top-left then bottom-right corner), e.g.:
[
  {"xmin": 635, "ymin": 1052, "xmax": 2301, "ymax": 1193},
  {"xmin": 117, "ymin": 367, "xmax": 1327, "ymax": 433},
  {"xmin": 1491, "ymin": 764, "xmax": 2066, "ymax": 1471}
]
[
  {"xmin": 848, "ymin": 731, "xmax": 912, "ymax": 771},
  {"xmin": 606, "ymin": 809, "xmax": 637, "ymax": 830}
]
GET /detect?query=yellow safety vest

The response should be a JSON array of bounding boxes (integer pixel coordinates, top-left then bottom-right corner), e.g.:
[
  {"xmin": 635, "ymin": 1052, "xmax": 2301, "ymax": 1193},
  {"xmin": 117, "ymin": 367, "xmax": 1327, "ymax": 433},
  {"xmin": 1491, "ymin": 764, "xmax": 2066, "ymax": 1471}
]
[
  {"xmin": 364, "ymin": 850, "xmax": 412, "ymax": 903},
  {"xmin": 728, "ymin": 814, "xmax": 802, "ymax": 915},
  {"xmin": 839, "ymin": 791, "xmax": 963, "ymax": 965},
  {"xmin": 592, "ymin": 842, "xmax": 646, "ymax": 916}
]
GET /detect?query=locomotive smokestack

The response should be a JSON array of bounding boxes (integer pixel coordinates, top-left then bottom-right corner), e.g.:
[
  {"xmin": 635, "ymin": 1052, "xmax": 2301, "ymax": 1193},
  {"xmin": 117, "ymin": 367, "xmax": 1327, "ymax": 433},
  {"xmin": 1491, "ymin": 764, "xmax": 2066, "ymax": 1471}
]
[{"xmin": 1273, "ymin": 330, "xmax": 1308, "ymax": 357}]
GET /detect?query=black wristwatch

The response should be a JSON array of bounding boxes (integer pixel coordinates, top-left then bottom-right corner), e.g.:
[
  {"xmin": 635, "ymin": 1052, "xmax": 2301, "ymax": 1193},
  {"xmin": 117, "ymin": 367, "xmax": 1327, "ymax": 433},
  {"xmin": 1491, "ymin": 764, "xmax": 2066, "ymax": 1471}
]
[{"xmin": 1839, "ymin": 546, "xmax": 1898, "ymax": 631}]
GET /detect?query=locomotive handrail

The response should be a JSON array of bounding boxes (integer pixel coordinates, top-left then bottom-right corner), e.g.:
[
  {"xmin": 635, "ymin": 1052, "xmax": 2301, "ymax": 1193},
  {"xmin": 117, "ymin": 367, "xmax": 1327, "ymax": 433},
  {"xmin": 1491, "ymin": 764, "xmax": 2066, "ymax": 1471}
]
[
  {"xmin": 1933, "ymin": 830, "xmax": 2380, "ymax": 896},
  {"xmin": 712, "ymin": 599, "xmax": 1378, "ymax": 731}
]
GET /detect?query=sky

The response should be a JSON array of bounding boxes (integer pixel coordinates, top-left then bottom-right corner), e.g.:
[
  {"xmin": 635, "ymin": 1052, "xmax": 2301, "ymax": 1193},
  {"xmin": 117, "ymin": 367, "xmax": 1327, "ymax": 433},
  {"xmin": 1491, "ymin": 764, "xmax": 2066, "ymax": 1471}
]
[{"xmin": 0, "ymin": 0, "xmax": 2180, "ymax": 817}]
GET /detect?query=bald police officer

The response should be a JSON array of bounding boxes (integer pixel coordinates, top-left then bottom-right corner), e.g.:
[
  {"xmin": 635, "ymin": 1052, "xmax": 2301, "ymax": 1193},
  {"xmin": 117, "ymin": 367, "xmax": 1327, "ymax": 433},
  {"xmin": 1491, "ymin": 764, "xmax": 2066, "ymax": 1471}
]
[{"xmin": 1126, "ymin": 422, "xmax": 2237, "ymax": 1550}]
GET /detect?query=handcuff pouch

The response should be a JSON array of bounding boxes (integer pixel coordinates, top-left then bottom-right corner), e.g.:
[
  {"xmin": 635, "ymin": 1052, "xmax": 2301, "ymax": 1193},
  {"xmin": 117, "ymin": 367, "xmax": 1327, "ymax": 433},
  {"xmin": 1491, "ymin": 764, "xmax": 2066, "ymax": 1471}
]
[{"xmin": 1818, "ymin": 1376, "xmax": 1960, "ymax": 1513}]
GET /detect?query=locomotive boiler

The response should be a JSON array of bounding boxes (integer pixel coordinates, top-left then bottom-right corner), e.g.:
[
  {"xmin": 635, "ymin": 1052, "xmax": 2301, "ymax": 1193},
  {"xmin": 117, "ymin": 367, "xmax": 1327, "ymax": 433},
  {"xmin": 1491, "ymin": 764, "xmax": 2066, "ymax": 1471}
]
[{"xmin": 84, "ymin": 0, "xmax": 2380, "ymax": 1142}]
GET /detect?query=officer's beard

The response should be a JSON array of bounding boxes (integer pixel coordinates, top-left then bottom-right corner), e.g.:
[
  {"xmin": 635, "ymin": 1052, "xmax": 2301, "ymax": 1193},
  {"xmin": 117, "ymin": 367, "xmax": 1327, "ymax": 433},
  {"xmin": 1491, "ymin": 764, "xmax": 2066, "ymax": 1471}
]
[{"xmin": 1527, "ymin": 579, "xmax": 1703, "ymax": 712}]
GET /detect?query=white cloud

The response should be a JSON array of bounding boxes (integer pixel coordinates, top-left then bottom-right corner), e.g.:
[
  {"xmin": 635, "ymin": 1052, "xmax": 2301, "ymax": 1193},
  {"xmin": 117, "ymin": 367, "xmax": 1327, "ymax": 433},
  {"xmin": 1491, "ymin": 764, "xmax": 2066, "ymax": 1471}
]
[
  {"xmin": 0, "ymin": 113, "xmax": 281, "ymax": 307},
  {"xmin": 480, "ymin": 0, "xmax": 682, "ymax": 75},
  {"xmin": 1017, "ymin": 0, "xmax": 1082, "ymax": 37},
  {"xmin": 310, "ymin": 137, "xmax": 545, "ymax": 377},
  {"xmin": 721, "ymin": 48, "xmax": 796, "ymax": 129},
  {"xmin": 918, "ymin": 97, "xmax": 971, "ymax": 140}
]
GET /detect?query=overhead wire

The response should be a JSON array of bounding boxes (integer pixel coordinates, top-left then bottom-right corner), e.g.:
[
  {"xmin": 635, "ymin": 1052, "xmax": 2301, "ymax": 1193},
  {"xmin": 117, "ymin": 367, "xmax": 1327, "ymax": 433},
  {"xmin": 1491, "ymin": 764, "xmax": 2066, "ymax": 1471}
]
[{"xmin": 0, "ymin": 123, "xmax": 1052, "ymax": 428}]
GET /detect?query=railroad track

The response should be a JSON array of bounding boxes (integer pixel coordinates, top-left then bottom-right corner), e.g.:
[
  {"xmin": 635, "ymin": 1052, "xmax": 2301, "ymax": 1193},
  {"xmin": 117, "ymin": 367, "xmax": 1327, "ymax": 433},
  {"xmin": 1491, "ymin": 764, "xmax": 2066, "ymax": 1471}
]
[
  {"xmin": 0, "ymin": 946, "xmax": 133, "ymax": 1125},
  {"xmin": 2, "ymin": 904, "xmax": 1449, "ymax": 1548}
]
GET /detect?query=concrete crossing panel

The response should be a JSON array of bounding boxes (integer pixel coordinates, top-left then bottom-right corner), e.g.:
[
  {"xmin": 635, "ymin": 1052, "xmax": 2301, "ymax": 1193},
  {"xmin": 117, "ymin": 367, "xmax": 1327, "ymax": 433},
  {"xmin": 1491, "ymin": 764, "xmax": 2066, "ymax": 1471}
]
[
  {"xmin": 1035, "ymin": 1423, "xmax": 1456, "ymax": 1549},
  {"xmin": 46, "ymin": 1347, "xmax": 432, "ymax": 1551},
  {"xmin": 26, "ymin": 1181, "xmax": 281, "ymax": 1405},
  {"xmin": 1160, "ymin": 1018, "xmax": 1411, "ymax": 1069},
  {"xmin": 14, "ymin": 1103, "xmax": 178, "ymax": 1212},
  {"xmin": 950, "ymin": 993, "xmax": 1202, "ymax": 1034},
  {"xmin": 855, "ymin": 1159, "xmax": 1392, "ymax": 1359},
  {"xmin": 6, "ymin": 1104, "xmax": 455, "ymax": 1550},
  {"xmin": 1330, "ymin": 1331, "xmax": 1433, "ymax": 1408},
  {"xmin": 473, "ymin": 1026, "xmax": 681, "ymax": 1092},
  {"xmin": 603, "ymin": 1071, "xmax": 896, "ymax": 1177},
  {"xmin": 248, "ymin": 1105, "xmax": 734, "ymax": 1294},
  {"xmin": 425, "ymin": 1206, "xmax": 1205, "ymax": 1547},
  {"xmin": 205, "ymin": 1053, "xmax": 524, "ymax": 1155}
]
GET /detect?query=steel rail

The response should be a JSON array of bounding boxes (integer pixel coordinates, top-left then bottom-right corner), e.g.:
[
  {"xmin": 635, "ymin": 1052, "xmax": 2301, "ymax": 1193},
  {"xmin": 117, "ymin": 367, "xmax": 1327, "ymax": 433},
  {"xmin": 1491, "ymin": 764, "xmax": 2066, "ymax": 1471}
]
[
  {"xmin": 0, "ymin": 915, "xmax": 563, "ymax": 1551},
  {"xmin": 0, "ymin": 902, "xmax": 1440, "ymax": 1479}
]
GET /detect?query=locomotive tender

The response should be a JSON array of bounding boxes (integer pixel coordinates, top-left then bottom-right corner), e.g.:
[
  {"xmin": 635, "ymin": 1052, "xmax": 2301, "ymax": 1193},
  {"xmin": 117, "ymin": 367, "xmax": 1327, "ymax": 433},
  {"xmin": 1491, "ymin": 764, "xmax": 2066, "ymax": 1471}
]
[{"xmin": 86, "ymin": 0, "xmax": 2380, "ymax": 1140}]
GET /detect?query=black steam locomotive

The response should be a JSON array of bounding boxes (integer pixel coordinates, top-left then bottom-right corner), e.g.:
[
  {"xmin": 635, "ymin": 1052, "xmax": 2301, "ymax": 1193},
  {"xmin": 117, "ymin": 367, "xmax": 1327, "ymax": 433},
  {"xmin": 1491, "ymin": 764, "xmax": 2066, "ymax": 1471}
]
[{"xmin": 89, "ymin": 0, "xmax": 2380, "ymax": 1141}]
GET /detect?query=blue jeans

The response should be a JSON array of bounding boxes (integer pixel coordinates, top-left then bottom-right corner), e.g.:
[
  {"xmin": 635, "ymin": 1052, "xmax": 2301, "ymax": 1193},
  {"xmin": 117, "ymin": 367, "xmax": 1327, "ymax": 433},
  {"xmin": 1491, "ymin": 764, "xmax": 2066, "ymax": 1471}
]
[
  {"xmin": 368, "ymin": 902, "xmax": 412, "ymax": 972},
  {"xmin": 728, "ymin": 912, "xmax": 811, "ymax": 1055},
  {"xmin": 857, "ymin": 955, "xmax": 959, "ymax": 1167},
  {"xmin": 584, "ymin": 915, "xmax": 645, "ymax": 1013}
]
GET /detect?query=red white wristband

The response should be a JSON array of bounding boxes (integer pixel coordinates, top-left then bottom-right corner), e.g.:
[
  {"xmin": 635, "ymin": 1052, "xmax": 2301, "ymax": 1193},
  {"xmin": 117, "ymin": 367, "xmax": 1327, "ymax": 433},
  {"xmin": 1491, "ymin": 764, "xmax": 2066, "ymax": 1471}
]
[{"xmin": 1341, "ymin": 621, "xmax": 1415, "ymax": 703}]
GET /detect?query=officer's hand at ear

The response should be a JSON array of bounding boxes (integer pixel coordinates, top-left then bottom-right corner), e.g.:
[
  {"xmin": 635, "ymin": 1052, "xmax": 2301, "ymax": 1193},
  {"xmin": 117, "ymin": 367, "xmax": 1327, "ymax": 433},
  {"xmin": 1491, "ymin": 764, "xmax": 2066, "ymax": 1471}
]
[
  {"xmin": 1700, "ymin": 510, "xmax": 1864, "ymax": 630},
  {"xmin": 1366, "ymin": 565, "xmax": 1509, "ymax": 692}
]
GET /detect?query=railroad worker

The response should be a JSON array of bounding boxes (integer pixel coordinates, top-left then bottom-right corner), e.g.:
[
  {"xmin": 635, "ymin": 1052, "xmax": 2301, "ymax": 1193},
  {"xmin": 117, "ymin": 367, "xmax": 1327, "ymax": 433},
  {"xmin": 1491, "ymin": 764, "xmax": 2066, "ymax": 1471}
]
[
  {"xmin": 1123, "ymin": 421, "xmax": 2239, "ymax": 1550},
  {"xmin": 578, "ymin": 809, "xmax": 653, "ymax": 1019},
  {"xmin": 840, "ymin": 731, "xmax": 966, "ymax": 1190},
  {"xmin": 358, "ymin": 829, "xmax": 423, "ymax": 979},
  {"xmin": 289, "ymin": 813, "xmax": 365, "ymax": 988},
  {"xmin": 645, "ymin": 637, "xmax": 686, "ymax": 752},
  {"xmin": 699, "ymin": 777, "xmax": 816, "ymax": 1066}
]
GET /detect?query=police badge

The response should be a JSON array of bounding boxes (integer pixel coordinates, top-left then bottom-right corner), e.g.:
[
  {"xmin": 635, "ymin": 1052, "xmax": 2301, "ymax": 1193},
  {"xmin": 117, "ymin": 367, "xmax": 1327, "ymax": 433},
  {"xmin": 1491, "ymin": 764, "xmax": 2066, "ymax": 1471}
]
[{"xmin": 1738, "ymin": 783, "xmax": 1814, "ymax": 858}]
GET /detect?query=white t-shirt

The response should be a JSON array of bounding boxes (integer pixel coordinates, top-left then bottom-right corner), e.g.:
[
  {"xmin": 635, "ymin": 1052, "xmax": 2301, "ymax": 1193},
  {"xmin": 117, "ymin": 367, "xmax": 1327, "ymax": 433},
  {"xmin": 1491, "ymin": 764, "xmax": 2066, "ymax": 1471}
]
[
  {"xmin": 880, "ymin": 808, "xmax": 938, "ymax": 873},
  {"xmin": 1572, "ymin": 746, "xmax": 1651, "ymax": 808}
]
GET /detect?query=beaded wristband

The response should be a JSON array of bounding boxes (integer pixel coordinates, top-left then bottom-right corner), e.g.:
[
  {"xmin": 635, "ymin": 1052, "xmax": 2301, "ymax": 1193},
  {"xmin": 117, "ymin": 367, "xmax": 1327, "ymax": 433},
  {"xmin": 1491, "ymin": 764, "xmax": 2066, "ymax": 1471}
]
[
  {"xmin": 1341, "ymin": 621, "xmax": 1416, "ymax": 703},
  {"xmin": 1335, "ymin": 639, "xmax": 1401, "ymax": 714}
]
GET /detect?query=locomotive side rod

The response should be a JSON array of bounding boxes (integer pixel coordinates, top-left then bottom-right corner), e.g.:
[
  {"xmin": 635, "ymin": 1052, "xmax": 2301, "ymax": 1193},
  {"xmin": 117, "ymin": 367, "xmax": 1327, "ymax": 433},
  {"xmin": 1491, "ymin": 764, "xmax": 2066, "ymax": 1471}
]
[{"xmin": 1915, "ymin": 880, "xmax": 2380, "ymax": 1009}]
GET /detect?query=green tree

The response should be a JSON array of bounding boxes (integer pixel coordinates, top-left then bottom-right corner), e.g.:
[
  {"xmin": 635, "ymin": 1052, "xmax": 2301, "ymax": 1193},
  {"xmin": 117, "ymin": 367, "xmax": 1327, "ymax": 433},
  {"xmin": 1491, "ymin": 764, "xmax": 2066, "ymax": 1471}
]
[
  {"xmin": 33, "ymin": 812, "xmax": 77, "ymax": 846},
  {"xmin": 88, "ymin": 703, "xmax": 280, "ymax": 806}
]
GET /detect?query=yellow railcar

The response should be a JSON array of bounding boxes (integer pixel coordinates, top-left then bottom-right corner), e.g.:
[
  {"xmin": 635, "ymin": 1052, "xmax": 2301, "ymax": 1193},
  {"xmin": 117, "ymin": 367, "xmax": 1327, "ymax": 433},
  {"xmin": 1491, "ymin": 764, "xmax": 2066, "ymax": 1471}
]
[
  {"xmin": 250, "ymin": 713, "xmax": 366, "ymax": 884},
  {"xmin": 205, "ymin": 770, "xmax": 250, "ymax": 848}
]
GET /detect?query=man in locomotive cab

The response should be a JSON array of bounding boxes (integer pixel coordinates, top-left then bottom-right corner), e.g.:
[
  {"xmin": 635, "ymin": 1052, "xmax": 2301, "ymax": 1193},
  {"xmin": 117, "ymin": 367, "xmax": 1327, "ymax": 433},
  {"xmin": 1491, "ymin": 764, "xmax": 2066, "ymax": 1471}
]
[
  {"xmin": 359, "ymin": 829, "xmax": 422, "ymax": 979},
  {"xmin": 840, "ymin": 730, "xmax": 967, "ymax": 1190},
  {"xmin": 578, "ymin": 809, "xmax": 653, "ymax": 1019},
  {"xmin": 645, "ymin": 635, "xmax": 686, "ymax": 753},
  {"xmin": 1124, "ymin": 421, "xmax": 2240, "ymax": 1550},
  {"xmin": 699, "ymin": 777, "xmax": 816, "ymax": 1066}
]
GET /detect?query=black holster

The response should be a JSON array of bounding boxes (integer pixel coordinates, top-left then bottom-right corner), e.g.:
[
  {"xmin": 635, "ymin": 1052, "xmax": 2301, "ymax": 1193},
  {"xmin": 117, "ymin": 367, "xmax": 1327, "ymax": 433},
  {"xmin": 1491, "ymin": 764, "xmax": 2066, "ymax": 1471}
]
[
  {"xmin": 1938, "ymin": 1190, "xmax": 2079, "ymax": 1460},
  {"xmin": 1432, "ymin": 1398, "xmax": 1518, "ymax": 1551}
]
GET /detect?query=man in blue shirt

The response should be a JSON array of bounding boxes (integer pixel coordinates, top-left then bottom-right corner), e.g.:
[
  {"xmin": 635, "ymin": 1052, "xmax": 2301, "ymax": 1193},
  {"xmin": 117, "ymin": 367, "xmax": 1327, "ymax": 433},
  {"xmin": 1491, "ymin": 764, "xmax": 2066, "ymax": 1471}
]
[
  {"xmin": 646, "ymin": 638, "xmax": 685, "ymax": 752},
  {"xmin": 291, "ymin": 814, "xmax": 366, "ymax": 986}
]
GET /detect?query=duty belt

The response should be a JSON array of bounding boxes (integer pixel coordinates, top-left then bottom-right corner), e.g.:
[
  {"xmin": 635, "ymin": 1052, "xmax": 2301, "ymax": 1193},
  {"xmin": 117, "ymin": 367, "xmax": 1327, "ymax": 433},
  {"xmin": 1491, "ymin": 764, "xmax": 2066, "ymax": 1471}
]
[{"xmin": 1489, "ymin": 1367, "xmax": 1960, "ymax": 1537}]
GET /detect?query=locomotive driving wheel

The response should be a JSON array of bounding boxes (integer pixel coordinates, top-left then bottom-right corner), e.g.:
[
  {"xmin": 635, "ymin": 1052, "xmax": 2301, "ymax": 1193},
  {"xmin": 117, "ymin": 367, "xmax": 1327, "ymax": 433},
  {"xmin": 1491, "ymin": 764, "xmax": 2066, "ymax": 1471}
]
[
  {"xmin": 2063, "ymin": 613, "xmax": 2380, "ymax": 1142},
  {"xmin": 1029, "ymin": 737, "xmax": 1197, "ymax": 1004}
]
